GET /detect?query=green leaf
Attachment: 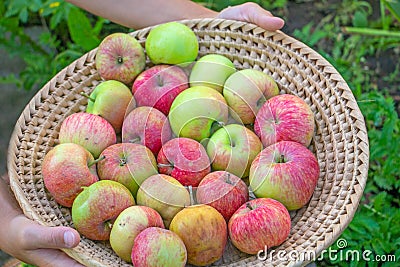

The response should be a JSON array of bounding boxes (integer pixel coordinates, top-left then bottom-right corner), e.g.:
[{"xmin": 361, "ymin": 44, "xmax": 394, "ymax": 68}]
[
  {"xmin": 384, "ymin": 0, "xmax": 400, "ymax": 22},
  {"xmin": 353, "ymin": 10, "xmax": 369, "ymax": 27},
  {"xmin": 67, "ymin": 7, "xmax": 100, "ymax": 51}
]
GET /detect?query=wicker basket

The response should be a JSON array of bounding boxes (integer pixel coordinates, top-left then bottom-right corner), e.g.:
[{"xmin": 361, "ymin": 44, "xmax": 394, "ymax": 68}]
[{"xmin": 7, "ymin": 18, "xmax": 369, "ymax": 266}]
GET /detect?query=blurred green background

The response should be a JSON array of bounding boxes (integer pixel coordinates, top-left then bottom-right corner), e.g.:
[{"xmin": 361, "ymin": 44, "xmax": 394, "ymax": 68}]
[{"xmin": 0, "ymin": 0, "xmax": 399, "ymax": 266}]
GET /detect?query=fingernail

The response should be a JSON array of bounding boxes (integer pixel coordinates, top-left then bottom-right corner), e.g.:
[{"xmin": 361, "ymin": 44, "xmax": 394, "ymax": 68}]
[{"xmin": 64, "ymin": 231, "xmax": 75, "ymax": 248}]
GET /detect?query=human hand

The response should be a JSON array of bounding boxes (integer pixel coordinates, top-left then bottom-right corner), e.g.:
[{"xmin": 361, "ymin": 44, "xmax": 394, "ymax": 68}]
[
  {"xmin": 0, "ymin": 175, "xmax": 84, "ymax": 267},
  {"xmin": 217, "ymin": 2, "xmax": 285, "ymax": 31}
]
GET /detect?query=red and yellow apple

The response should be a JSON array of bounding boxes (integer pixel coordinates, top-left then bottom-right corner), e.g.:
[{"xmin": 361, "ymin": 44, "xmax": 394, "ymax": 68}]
[
  {"xmin": 228, "ymin": 198, "xmax": 291, "ymax": 254},
  {"xmin": 254, "ymin": 94, "xmax": 315, "ymax": 147},
  {"xmin": 95, "ymin": 32, "xmax": 146, "ymax": 84},
  {"xmin": 157, "ymin": 137, "xmax": 211, "ymax": 187},
  {"xmin": 169, "ymin": 204, "xmax": 227, "ymax": 266},
  {"xmin": 42, "ymin": 143, "xmax": 99, "ymax": 207},
  {"xmin": 196, "ymin": 171, "xmax": 248, "ymax": 221},
  {"xmin": 58, "ymin": 112, "xmax": 116, "ymax": 158},
  {"xmin": 249, "ymin": 140, "xmax": 320, "ymax": 210},
  {"xmin": 132, "ymin": 64, "xmax": 188, "ymax": 115}
]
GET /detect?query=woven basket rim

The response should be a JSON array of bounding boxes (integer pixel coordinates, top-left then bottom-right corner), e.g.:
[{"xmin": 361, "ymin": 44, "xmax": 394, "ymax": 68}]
[{"xmin": 7, "ymin": 18, "xmax": 369, "ymax": 267}]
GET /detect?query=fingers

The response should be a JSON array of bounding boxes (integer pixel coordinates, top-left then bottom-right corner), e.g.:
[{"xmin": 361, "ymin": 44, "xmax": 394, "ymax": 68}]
[
  {"xmin": 217, "ymin": 2, "xmax": 285, "ymax": 31},
  {"xmin": 13, "ymin": 215, "xmax": 81, "ymax": 250}
]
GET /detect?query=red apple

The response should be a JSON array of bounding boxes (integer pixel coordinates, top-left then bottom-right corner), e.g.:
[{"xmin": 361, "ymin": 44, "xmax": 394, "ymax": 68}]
[
  {"xmin": 157, "ymin": 137, "xmax": 211, "ymax": 187},
  {"xmin": 122, "ymin": 106, "xmax": 172, "ymax": 155},
  {"xmin": 97, "ymin": 143, "xmax": 158, "ymax": 197},
  {"xmin": 254, "ymin": 94, "xmax": 315, "ymax": 147},
  {"xmin": 169, "ymin": 204, "xmax": 227, "ymax": 266},
  {"xmin": 71, "ymin": 180, "xmax": 135, "ymax": 241},
  {"xmin": 223, "ymin": 69, "xmax": 279, "ymax": 125},
  {"xmin": 206, "ymin": 124, "xmax": 263, "ymax": 178},
  {"xmin": 196, "ymin": 171, "xmax": 249, "ymax": 221},
  {"xmin": 132, "ymin": 64, "xmax": 188, "ymax": 115},
  {"xmin": 95, "ymin": 32, "xmax": 146, "ymax": 84},
  {"xmin": 228, "ymin": 198, "xmax": 291, "ymax": 255},
  {"xmin": 42, "ymin": 143, "xmax": 99, "ymax": 207},
  {"xmin": 136, "ymin": 174, "xmax": 190, "ymax": 228},
  {"xmin": 110, "ymin": 206, "xmax": 165, "ymax": 262},
  {"xmin": 249, "ymin": 140, "xmax": 320, "ymax": 210},
  {"xmin": 132, "ymin": 227, "xmax": 187, "ymax": 267},
  {"xmin": 58, "ymin": 112, "xmax": 117, "ymax": 158}
]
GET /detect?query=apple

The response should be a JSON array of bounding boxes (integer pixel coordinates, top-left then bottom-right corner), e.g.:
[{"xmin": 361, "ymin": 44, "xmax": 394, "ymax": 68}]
[
  {"xmin": 223, "ymin": 69, "xmax": 279, "ymax": 125},
  {"xmin": 168, "ymin": 86, "xmax": 229, "ymax": 142},
  {"xmin": 83, "ymin": 80, "xmax": 134, "ymax": 133},
  {"xmin": 169, "ymin": 204, "xmax": 227, "ymax": 266},
  {"xmin": 58, "ymin": 112, "xmax": 116, "ymax": 158},
  {"xmin": 196, "ymin": 171, "xmax": 248, "ymax": 221},
  {"xmin": 189, "ymin": 54, "xmax": 236, "ymax": 93},
  {"xmin": 145, "ymin": 22, "xmax": 198, "ymax": 65},
  {"xmin": 206, "ymin": 124, "xmax": 263, "ymax": 178},
  {"xmin": 97, "ymin": 143, "xmax": 158, "ymax": 197},
  {"xmin": 42, "ymin": 143, "xmax": 99, "ymax": 207},
  {"xmin": 254, "ymin": 94, "xmax": 315, "ymax": 147},
  {"xmin": 132, "ymin": 64, "xmax": 188, "ymax": 115},
  {"xmin": 136, "ymin": 174, "xmax": 190, "ymax": 227},
  {"xmin": 249, "ymin": 140, "xmax": 320, "ymax": 210},
  {"xmin": 71, "ymin": 180, "xmax": 135, "ymax": 241},
  {"xmin": 132, "ymin": 227, "xmax": 187, "ymax": 267},
  {"xmin": 122, "ymin": 106, "xmax": 172, "ymax": 155},
  {"xmin": 95, "ymin": 32, "xmax": 146, "ymax": 84},
  {"xmin": 157, "ymin": 137, "xmax": 211, "ymax": 187},
  {"xmin": 110, "ymin": 206, "xmax": 165, "ymax": 262},
  {"xmin": 228, "ymin": 198, "xmax": 291, "ymax": 255}
]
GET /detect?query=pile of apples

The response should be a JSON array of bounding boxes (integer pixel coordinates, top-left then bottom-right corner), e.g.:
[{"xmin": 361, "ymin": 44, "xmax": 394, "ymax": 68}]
[{"xmin": 41, "ymin": 22, "xmax": 320, "ymax": 267}]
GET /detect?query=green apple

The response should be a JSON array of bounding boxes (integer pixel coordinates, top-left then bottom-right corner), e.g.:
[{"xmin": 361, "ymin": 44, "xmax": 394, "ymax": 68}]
[
  {"xmin": 136, "ymin": 174, "xmax": 190, "ymax": 228},
  {"xmin": 207, "ymin": 124, "xmax": 263, "ymax": 178},
  {"xmin": 168, "ymin": 86, "xmax": 229, "ymax": 142},
  {"xmin": 84, "ymin": 80, "xmax": 134, "ymax": 133},
  {"xmin": 110, "ymin": 206, "xmax": 164, "ymax": 262},
  {"xmin": 145, "ymin": 22, "xmax": 198, "ymax": 65},
  {"xmin": 71, "ymin": 180, "xmax": 135, "ymax": 241},
  {"xmin": 189, "ymin": 54, "xmax": 236, "ymax": 93},
  {"xmin": 223, "ymin": 69, "xmax": 279, "ymax": 125}
]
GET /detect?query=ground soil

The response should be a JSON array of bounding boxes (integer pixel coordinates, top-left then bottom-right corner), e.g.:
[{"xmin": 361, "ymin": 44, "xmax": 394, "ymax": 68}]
[{"xmin": 0, "ymin": 0, "xmax": 398, "ymax": 265}]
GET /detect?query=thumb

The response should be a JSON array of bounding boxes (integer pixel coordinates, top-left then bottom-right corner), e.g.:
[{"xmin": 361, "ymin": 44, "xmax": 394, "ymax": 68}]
[{"xmin": 20, "ymin": 220, "xmax": 81, "ymax": 250}]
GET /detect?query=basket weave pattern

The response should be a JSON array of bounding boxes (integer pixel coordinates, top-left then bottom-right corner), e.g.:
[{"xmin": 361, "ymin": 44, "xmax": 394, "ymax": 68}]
[{"xmin": 7, "ymin": 19, "xmax": 369, "ymax": 266}]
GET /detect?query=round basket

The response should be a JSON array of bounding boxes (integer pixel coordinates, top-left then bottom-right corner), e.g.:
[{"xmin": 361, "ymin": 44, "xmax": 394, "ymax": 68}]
[{"xmin": 7, "ymin": 18, "xmax": 369, "ymax": 266}]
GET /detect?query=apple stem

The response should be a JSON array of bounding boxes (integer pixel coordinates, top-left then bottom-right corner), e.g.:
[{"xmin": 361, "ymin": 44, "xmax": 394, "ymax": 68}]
[
  {"xmin": 278, "ymin": 154, "xmax": 286, "ymax": 163},
  {"xmin": 88, "ymin": 155, "xmax": 106, "ymax": 167},
  {"xmin": 157, "ymin": 163, "xmax": 173, "ymax": 168},
  {"xmin": 117, "ymin": 55, "xmax": 123, "ymax": 64},
  {"xmin": 119, "ymin": 156, "xmax": 127, "ymax": 166},
  {"xmin": 80, "ymin": 92, "xmax": 96, "ymax": 102},
  {"xmin": 129, "ymin": 137, "xmax": 141, "ymax": 144},
  {"xmin": 156, "ymin": 74, "xmax": 163, "ymax": 87},
  {"xmin": 106, "ymin": 221, "xmax": 113, "ymax": 229},
  {"xmin": 246, "ymin": 202, "xmax": 253, "ymax": 211},
  {"xmin": 225, "ymin": 173, "xmax": 233, "ymax": 185}
]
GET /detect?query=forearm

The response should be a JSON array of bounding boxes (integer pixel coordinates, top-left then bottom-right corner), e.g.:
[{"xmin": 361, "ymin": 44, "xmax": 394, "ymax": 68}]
[{"xmin": 66, "ymin": 0, "xmax": 218, "ymax": 29}]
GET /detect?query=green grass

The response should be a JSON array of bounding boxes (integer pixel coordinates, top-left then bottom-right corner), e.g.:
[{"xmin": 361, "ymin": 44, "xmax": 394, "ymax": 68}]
[{"xmin": 1, "ymin": 0, "xmax": 399, "ymax": 266}]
